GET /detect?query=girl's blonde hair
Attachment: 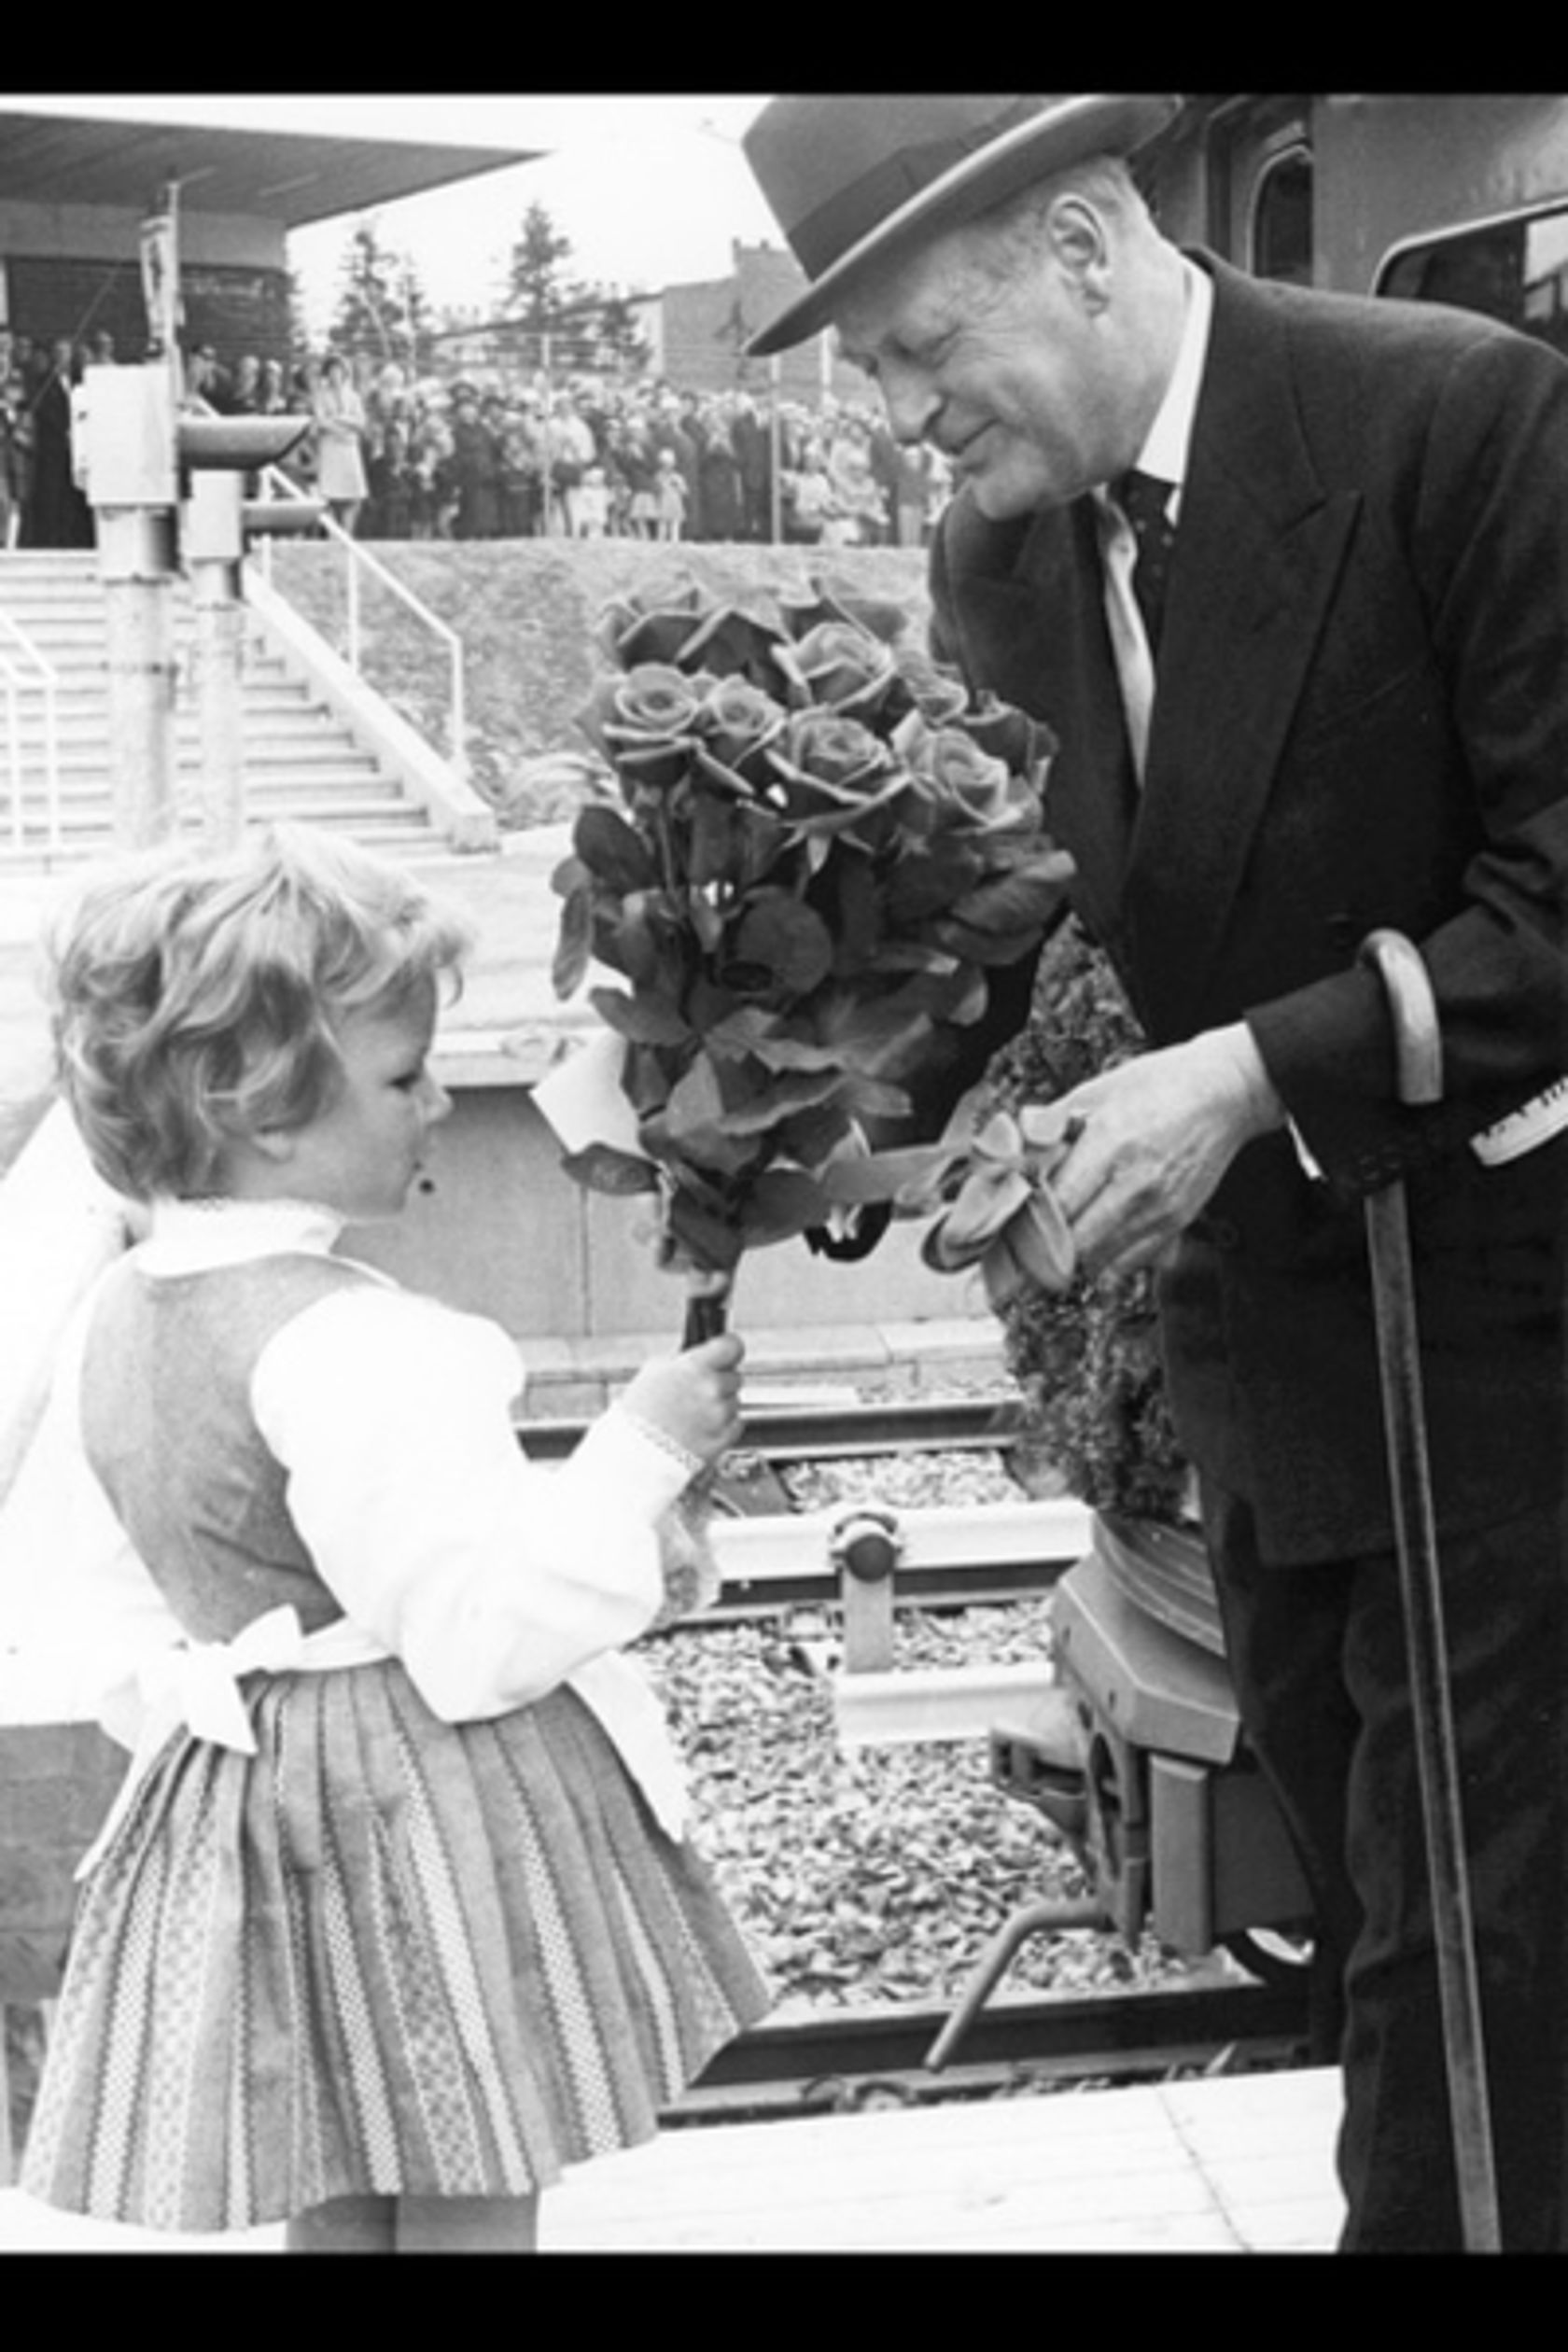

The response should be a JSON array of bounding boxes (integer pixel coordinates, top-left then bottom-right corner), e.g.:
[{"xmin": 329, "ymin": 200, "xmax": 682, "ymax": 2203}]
[{"xmin": 47, "ymin": 824, "xmax": 472, "ymax": 1201}]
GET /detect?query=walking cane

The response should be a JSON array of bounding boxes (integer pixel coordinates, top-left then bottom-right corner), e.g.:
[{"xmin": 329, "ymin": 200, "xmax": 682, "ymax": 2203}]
[{"xmin": 1359, "ymin": 929, "xmax": 1502, "ymax": 2252}]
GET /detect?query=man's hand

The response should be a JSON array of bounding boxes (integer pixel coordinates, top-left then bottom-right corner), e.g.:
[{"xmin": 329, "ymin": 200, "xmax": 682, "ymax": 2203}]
[{"xmin": 1020, "ymin": 1023, "xmax": 1285, "ymax": 1279}]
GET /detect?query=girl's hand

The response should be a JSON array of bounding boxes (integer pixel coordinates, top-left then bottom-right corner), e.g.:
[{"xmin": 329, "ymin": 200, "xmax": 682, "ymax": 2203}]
[{"xmin": 622, "ymin": 1335, "xmax": 746, "ymax": 1471}]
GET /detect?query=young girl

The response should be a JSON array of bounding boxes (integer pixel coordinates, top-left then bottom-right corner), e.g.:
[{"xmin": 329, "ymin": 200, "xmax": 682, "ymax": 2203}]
[
  {"xmin": 18, "ymin": 824, "xmax": 768, "ymax": 2254},
  {"xmin": 652, "ymin": 447, "xmax": 688, "ymax": 542}
]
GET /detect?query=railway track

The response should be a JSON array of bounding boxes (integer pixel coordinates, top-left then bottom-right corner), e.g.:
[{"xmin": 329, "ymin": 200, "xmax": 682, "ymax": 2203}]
[
  {"xmin": 526, "ymin": 1390, "xmax": 1313, "ymax": 2124},
  {"xmin": 516, "ymin": 1393, "xmax": 1093, "ymax": 1616},
  {"xmin": 667, "ymin": 1971, "xmax": 1312, "ymax": 2126}
]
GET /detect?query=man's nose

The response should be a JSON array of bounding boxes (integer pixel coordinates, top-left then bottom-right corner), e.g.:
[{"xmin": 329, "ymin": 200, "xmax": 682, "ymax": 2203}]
[{"xmin": 878, "ymin": 360, "xmax": 941, "ymax": 448}]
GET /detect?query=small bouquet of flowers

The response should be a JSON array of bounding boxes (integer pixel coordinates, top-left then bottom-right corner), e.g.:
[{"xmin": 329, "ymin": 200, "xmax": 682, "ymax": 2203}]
[{"xmin": 537, "ymin": 571, "xmax": 1075, "ymax": 1345}]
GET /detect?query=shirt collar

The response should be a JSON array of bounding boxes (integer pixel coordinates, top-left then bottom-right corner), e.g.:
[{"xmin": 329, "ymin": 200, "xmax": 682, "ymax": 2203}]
[
  {"xmin": 137, "ymin": 1196, "xmax": 346, "ymax": 1275},
  {"xmin": 1127, "ymin": 255, "xmax": 1212, "ymax": 509}
]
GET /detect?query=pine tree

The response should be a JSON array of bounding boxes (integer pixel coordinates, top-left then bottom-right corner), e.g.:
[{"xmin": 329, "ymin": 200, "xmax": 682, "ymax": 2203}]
[
  {"xmin": 329, "ymin": 217, "xmax": 433, "ymax": 368},
  {"xmin": 505, "ymin": 203, "xmax": 574, "ymax": 331},
  {"xmin": 501, "ymin": 202, "xmax": 648, "ymax": 376}
]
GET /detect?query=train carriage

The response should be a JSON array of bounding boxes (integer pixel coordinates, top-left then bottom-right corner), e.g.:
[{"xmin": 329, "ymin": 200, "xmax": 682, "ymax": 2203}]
[{"xmin": 1146, "ymin": 91, "xmax": 1568, "ymax": 341}]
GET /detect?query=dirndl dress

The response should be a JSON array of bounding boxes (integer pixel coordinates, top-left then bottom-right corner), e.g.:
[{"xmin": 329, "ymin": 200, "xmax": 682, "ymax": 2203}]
[
  {"xmin": 20, "ymin": 1245, "xmax": 769, "ymax": 2234},
  {"xmin": 22, "ymin": 1659, "xmax": 767, "ymax": 2233}
]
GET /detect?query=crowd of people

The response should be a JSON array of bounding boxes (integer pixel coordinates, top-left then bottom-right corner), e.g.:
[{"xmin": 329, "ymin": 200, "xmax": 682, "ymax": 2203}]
[
  {"xmin": 282, "ymin": 354, "xmax": 954, "ymax": 550},
  {"xmin": 2, "ymin": 329, "xmax": 953, "ymax": 552}
]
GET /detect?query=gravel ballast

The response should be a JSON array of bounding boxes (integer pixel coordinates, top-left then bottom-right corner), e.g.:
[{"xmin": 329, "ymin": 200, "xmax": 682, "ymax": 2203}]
[{"xmin": 642, "ymin": 1435, "xmax": 1199, "ymax": 2023}]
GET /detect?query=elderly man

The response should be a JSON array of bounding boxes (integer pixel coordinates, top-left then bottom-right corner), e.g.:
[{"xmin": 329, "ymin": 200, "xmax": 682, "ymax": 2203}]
[{"xmin": 743, "ymin": 93, "xmax": 1568, "ymax": 2252}]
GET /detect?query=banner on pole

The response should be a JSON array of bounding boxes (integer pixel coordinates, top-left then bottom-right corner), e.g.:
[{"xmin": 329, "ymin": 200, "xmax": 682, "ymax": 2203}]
[{"xmin": 139, "ymin": 202, "xmax": 181, "ymax": 360}]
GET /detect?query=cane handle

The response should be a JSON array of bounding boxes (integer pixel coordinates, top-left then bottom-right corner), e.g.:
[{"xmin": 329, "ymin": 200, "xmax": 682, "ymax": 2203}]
[{"xmin": 1360, "ymin": 929, "xmax": 1443, "ymax": 1109}]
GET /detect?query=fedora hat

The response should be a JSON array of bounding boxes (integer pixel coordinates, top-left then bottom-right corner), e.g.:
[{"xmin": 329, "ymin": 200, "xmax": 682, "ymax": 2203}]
[{"xmin": 743, "ymin": 94, "xmax": 1181, "ymax": 356}]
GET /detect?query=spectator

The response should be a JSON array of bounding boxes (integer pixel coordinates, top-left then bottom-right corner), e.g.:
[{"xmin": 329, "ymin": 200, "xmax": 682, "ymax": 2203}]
[
  {"xmin": 255, "ymin": 357, "xmax": 289, "ymax": 417},
  {"xmin": 310, "ymin": 352, "xmax": 370, "ymax": 535},
  {"xmin": 364, "ymin": 417, "xmax": 416, "ymax": 539},
  {"xmin": 616, "ymin": 413, "xmax": 661, "ymax": 539},
  {"xmin": 652, "ymin": 446, "xmax": 688, "ymax": 540},
  {"xmin": 229, "ymin": 355, "xmax": 262, "ymax": 415},
  {"xmin": 497, "ymin": 399, "xmax": 544, "ymax": 539},
  {"xmin": 20, "ymin": 337, "xmax": 91, "ymax": 550},
  {"xmin": 651, "ymin": 396, "xmax": 702, "ymax": 539},
  {"xmin": 733, "ymin": 394, "xmax": 774, "ymax": 540},
  {"xmin": 543, "ymin": 392, "xmax": 596, "ymax": 535},
  {"xmin": 442, "ymin": 385, "xmax": 502, "ymax": 539},
  {"xmin": 189, "ymin": 344, "xmax": 236, "ymax": 413},
  {"xmin": 823, "ymin": 413, "xmax": 888, "ymax": 544},
  {"xmin": 782, "ymin": 441, "xmax": 834, "ymax": 544},
  {"xmin": 694, "ymin": 398, "xmax": 745, "ymax": 542}
]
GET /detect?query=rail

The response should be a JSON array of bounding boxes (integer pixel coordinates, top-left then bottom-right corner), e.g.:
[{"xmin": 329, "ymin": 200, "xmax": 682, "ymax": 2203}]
[
  {"xmin": 520, "ymin": 1393, "xmax": 1092, "ymax": 1622},
  {"xmin": 671, "ymin": 1974, "xmax": 1312, "ymax": 2123},
  {"xmin": 0, "ymin": 614, "xmax": 61, "ymax": 856},
  {"xmin": 248, "ymin": 466, "xmax": 468, "ymax": 774}
]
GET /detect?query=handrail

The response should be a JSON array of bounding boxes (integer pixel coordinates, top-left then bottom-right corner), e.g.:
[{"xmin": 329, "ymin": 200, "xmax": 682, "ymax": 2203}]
[
  {"xmin": 248, "ymin": 465, "xmax": 468, "ymax": 775},
  {"xmin": 0, "ymin": 611, "xmax": 62, "ymax": 856}
]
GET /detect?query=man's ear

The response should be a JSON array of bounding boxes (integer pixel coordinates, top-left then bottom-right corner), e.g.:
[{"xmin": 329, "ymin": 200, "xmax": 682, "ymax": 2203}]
[{"xmin": 1045, "ymin": 193, "xmax": 1113, "ymax": 311}]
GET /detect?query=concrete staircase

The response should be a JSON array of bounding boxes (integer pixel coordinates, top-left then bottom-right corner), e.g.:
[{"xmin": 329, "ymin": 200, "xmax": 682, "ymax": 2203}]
[{"xmin": 0, "ymin": 549, "xmax": 496, "ymax": 870}]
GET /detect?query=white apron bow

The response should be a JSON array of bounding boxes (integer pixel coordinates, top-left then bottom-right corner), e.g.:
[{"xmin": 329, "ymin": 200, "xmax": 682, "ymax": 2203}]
[{"xmin": 77, "ymin": 1604, "xmax": 385, "ymax": 1881}]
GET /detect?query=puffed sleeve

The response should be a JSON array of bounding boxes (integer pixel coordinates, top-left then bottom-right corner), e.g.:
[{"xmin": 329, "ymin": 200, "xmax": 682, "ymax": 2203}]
[{"xmin": 251, "ymin": 1281, "xmax": 695, "ymax": 1724}]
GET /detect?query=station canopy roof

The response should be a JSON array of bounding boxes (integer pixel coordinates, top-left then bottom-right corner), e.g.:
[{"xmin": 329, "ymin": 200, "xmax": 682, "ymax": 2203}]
[{"xmin": 0, "ymin": 103, "xmax": 541, "ymax": 228}]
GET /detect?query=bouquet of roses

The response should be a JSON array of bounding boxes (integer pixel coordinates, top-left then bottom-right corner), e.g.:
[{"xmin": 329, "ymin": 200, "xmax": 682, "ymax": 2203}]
[{"xmin": 539, "ymin": 571, "xmax": 1075, "ymax": 1344}]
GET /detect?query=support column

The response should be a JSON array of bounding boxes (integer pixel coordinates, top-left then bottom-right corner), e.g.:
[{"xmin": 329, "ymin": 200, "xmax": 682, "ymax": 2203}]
[
  {"xmin": 95, "ymin": 510, "xmax": 179, "ymax": 851},
  {"xmin": 188, "ymin": 569, "xmax": 245, "ymax": 849},
  {"xmin": 184, "ymin": 474, "xmax": 250, "ymax": 850}
]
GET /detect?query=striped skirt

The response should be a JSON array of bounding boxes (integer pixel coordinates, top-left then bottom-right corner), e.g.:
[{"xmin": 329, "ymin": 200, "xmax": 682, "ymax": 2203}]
[{"xmin": 21, "ymin": 1659, "xmax": 770, "ymax": 2234}]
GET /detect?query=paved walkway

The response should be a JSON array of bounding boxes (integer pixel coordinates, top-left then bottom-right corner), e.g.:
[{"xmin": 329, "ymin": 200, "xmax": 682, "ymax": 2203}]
[{"xmin": 0, "ymin": 2065, "xmax": 1346, "ymax": 2253}]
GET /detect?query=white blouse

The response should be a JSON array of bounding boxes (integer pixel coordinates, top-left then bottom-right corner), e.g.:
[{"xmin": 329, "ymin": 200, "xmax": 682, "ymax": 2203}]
[{"xmin": 0, "ymin": 1199, "xmax": 702, "ymax": 1841}]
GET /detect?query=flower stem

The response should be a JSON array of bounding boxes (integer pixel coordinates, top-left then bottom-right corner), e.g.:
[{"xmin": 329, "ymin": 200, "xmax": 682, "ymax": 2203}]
[{"xmin": 683, "ymin": 1288, "xmax": 728, "ymax": 1348}]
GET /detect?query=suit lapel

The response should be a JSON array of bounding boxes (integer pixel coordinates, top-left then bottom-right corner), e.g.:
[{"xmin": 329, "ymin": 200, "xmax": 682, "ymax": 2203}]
[
  {"xmin": 952, "ymin": 501, "xmax": 1141, "ymax": 955},
  {"xmin": 1126, "ymin": 261, "xmax": 1361, "ymax": 1037}
]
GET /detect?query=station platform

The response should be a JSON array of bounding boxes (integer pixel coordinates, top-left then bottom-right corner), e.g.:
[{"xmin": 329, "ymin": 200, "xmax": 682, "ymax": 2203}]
[{"xmin": 0, "ymin": 2064, "xmax": 1345, "ymax": 2253}]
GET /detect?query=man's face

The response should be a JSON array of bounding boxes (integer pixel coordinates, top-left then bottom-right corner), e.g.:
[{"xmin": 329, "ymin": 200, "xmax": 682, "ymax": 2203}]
[{"xmin": 833, "ymin": 207, "xmax": 1134, "ymax": 520}]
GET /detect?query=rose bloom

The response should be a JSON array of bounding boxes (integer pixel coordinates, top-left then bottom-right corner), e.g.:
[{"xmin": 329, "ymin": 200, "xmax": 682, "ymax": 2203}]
[
  {"xmin": 767, "ymin": 707, "xmax": 911, "ymax": 851},
  {"xmin": 699, "ymin": 675, "xmax": 788, "ymax": 786},
  {"xmin": 608, "ymin": 663, "xmax": 709, "ymax": 740},
  {"xmin": 893, "ymin": 645, "xmax": 972, "ymax": 725},
  {"xmin": 579, "ymin": 661, "xmax": 713, "ymax": 791},
  {"xmin": 959, "ymin": 693, "xmax": 1057, "ymax": 778},
  {"xmin": 777, "ymin": 707, "xmax": 893, "ymax": 794},
  {"xmin": 783, "ymin": 620, "xmax": 900, "ymax": 721},
  {"xmin": 595, "ymin": 580, "xmax": 712, "ymax": 669},
  {"xmin": 902, "ymin": 718, "xmax": 1037, "ymax": 836}
]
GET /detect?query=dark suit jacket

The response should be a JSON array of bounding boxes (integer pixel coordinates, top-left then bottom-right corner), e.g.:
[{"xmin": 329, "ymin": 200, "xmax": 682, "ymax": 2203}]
[{"xmin": 930, "ymin": 255, "xmax": 1568, "ymax": 1564}]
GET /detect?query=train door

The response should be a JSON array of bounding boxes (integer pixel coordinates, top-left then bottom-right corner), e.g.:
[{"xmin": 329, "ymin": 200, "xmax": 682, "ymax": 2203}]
[
  {"xmin": 1164, "ymin": 93, "xmax": 1568, "ymax": 332},
  {"xmin": 1153, "ymin": 95, "xmax": 1318, "ymax": 286}
]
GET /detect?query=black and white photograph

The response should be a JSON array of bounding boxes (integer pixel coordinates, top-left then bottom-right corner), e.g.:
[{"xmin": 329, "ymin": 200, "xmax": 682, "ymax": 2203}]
[{"xmin": 0, "ymin": 91, "xmax": 1564, "ymax": 2255}]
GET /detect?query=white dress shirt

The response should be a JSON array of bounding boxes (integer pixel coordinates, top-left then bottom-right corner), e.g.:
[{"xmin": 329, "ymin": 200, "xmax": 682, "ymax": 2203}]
[{"xmin": 0, "ymin": 1198, "xmax": 701, "ymax": 1844}]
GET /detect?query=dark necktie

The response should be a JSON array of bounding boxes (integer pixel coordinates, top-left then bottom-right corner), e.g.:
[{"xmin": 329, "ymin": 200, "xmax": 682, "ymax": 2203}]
[{"xmin": 1115, "ymin": 469, "xmax": 1176, "ymax": 656}]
